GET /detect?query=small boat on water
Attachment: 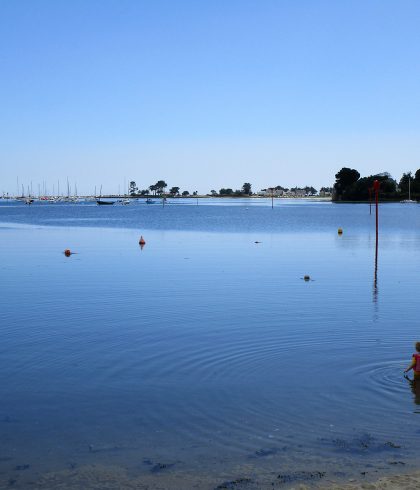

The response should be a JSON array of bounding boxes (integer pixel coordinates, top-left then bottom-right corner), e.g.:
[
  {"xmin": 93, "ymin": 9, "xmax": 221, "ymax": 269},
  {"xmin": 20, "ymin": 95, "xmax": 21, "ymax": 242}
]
[
  {"xmin": 146, "ymin": 198, "xmax": 155, "ymax": 204},
  {"xmin": 96, "ymin": 185, "xmax": 115, "ymax": 205},
  {"xmin": 97, "ymin": 199, "xmax": 115, "ymax": 205}
]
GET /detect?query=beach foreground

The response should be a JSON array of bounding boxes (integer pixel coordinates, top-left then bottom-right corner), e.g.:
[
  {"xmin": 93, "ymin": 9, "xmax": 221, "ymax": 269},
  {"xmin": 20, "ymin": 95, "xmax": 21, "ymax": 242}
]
[
  {"xmin": 325, "ymin": 472, "xmax": 420, "ymax": 489},
  {"xmin": 5, "ymin": 464, "xmax": 420, "ymax": 489}
]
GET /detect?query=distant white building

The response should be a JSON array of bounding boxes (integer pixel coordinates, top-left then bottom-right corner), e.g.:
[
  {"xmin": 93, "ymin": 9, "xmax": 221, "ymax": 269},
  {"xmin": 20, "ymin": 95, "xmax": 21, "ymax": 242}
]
[
  {"xmin": 284, "ymin": 188, "xmax": 306, "ymax": 197},
  {"xmin": 258, "ymin": 188, "xmax": 285, "ymax": 197},
  {"xmin": 319, "ymin": 189, "xmax": 332, "ymax": 197},
  {"xmin": 259, "ymin": 187, "xmax": 317, "ymax": 198}
]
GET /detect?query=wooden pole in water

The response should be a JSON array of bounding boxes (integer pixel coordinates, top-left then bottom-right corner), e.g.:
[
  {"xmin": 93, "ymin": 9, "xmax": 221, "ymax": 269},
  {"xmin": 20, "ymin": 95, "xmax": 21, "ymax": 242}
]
[
  {"xmin": 373, "ymin": 179, "xmax": 380, "ymax": 243},
  {"xmin": 372, "ymin": 180, "xmax": 380, "ymax": 302}
]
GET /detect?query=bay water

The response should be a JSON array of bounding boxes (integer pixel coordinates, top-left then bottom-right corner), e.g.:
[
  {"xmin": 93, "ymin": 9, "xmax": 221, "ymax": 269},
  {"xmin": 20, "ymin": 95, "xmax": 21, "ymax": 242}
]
[{"xmin": 1, "ymin": 199, "xmax": 419, "ymax": 488}]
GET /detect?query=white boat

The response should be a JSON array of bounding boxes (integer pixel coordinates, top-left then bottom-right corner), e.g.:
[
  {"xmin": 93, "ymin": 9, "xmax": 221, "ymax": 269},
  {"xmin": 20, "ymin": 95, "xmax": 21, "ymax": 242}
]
[{"xmin": 401, "ymin": 177, "xmax": 416, "ymax": 203}]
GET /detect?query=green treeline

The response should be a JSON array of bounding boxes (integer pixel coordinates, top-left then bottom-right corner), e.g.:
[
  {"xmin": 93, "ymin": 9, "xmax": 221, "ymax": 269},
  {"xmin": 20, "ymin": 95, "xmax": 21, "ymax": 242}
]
[{"xmin": 333, "ymin": 167, "xmax": 420, "ymax": 201}]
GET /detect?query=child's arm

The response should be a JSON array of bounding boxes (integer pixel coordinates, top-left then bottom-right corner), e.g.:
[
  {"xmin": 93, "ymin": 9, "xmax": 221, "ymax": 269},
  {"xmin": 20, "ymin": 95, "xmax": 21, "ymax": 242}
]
[{"xmin": 404, "ymin": 357, "xmax": 416, "ymax": 373}]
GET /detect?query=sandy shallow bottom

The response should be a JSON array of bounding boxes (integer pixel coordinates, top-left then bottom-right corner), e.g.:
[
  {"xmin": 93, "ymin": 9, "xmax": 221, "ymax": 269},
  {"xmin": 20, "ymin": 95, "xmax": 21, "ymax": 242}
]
[
  {"xmin": 325, "ymin": 472, "xmax": 420, "ymax": 490},
  {"xmin": 2, "ymin": 464, "xmax": 420, "ymax": 490}
]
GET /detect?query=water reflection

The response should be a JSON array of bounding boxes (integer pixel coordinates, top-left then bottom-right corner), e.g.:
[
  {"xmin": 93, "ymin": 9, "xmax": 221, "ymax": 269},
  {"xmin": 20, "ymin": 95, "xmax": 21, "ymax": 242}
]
[
  {"xmin": 404, "ymin": 375, "xmax": 420, "ymax": 407},
  {"xmin": 373, "ymin": 238, "xmax": 378, "ymax": 303}
]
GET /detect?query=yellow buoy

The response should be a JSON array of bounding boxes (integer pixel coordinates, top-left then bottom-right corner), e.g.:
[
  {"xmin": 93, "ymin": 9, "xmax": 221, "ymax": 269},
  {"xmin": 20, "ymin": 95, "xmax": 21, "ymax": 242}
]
[{"xmin": 338, "ymin": 228, "xmax": 343, "ymax": 235}]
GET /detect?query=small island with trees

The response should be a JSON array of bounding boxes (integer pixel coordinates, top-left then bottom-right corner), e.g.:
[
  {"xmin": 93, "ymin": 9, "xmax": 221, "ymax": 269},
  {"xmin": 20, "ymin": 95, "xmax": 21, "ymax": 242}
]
[{"xmin": 332, "ymin": 167, "xmax": 420, "ymax": 202}]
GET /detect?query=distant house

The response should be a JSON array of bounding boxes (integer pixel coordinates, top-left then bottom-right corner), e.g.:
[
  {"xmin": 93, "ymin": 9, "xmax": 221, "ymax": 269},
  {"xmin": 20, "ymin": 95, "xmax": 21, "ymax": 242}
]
[
  {"xmin": 284, "ymin": 188, "xmax": 306, "ymax": 197},
  {"xmin": 259, "ymin": 188, "xmax": 284, "ymax": 197},
  {"xmin": 319, "ymin": 190, "xmax": 332, "ymax": 197}
]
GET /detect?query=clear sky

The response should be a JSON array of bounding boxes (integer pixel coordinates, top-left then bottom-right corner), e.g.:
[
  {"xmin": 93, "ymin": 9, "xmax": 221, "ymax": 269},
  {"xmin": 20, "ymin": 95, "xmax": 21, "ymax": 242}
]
[{"xmin": 1, "ymin": 0, "xmax": 420, "ymax": 195}]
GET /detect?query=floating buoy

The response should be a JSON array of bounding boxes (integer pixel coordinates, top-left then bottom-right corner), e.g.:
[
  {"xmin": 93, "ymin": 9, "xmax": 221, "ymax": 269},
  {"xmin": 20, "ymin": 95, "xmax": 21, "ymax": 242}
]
[
  {"xmin": 338, "ymin": 228, "xmax": 343, "ymax": 235},
  {"xmin": 304, "ymin": 275, "xmax": 310, "ymax": 281},
  {"xmin": 139, "ymin": 236, "xmax": 146, "ymax": 245},
  {"xmin": 64, "ymin": 249, "xmax": 71, "ymax": 257}
]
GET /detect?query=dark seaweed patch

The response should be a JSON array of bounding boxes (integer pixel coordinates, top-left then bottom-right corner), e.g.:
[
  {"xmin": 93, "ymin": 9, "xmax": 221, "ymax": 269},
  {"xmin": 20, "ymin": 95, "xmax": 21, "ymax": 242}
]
[
  {"xmin": 150, "ymin": 462, "xmax": 176, "ymax": 473},
  {"xmin": 215, "ymin": 477, "xmax": 252, "ymax": 489},
  {"xmin": 254, "ymin": 446, "xmax": 286, "ymax": 457},
  {"xmin": 319, "ymin": 433, "xmax": 402, "ymax": 454},
  {"xmin": 276, "ymin": 471, "xmax": 325, "ymax": 485},
  {"xmin": 384, "ymin": 441, "xmax": 401, "ymax": 449}
]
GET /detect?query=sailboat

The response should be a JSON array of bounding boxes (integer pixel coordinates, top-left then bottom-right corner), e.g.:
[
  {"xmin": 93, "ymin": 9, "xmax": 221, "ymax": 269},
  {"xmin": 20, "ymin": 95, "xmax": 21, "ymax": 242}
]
[
  {"xmin": 96, "ymin": 185, "xmax": 115, "ymax": 205},
  {"xmin": 401, "ymin": 177, "xmax": 417, "ymax": 203}
]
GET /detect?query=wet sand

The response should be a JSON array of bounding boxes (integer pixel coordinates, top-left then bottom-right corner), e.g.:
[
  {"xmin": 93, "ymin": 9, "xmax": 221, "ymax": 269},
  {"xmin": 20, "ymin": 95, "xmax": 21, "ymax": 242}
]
[
  {"xmin": 3, "ymin": 463, "xmax": 420, "ymax": 490},
  {"xmin": 324, "ymin": 472, "xmax": 420, "ymax": 489}
]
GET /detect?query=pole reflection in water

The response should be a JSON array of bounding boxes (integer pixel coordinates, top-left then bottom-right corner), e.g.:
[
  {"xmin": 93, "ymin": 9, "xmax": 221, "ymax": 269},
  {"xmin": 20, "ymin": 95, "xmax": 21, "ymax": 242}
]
[
  {"xmin": 373, "ymin": 236, "xmax": 378, "ymax": 303},
  {"xmin": 372, "ymin": 179, "xmax": 380, "ymax": 305}
]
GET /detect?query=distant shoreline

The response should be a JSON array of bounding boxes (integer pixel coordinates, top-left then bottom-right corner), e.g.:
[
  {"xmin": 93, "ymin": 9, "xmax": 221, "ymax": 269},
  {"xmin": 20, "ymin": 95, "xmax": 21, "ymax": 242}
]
[{"xmin": 97, "ymin": 195, "xmax": 333, "ymax": 200}]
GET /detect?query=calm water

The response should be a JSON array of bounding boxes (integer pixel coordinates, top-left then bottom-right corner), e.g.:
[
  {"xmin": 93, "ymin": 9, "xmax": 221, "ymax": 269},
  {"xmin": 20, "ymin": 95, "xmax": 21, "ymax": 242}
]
[{"xmin": 1, "ymin": 199, "xmax": 420, "ymax": 489}]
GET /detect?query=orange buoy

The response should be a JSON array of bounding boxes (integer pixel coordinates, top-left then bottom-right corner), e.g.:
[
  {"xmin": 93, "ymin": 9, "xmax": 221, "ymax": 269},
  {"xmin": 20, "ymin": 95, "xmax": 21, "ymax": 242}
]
[
  {"xmin": 64, "ymin": 249, "xmax": 71, "ymax": 256},
  {"xmin": 139, "ymin": 236, "xmax": 146, "ymax": 245}
]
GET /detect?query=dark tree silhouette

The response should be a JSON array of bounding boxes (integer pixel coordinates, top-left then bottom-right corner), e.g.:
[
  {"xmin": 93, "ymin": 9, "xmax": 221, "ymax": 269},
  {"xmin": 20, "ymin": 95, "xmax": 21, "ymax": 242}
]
[
  {"xmin": 129, "ymin": 181, "xmax": 138, "ymax": 196},
  {"xmin": 242, "ymin": 183, "xmax": 252, "ymax": 195},
  {"xmin": 335, "ymin": 168, "xmax": 360, "ymax": 189}
]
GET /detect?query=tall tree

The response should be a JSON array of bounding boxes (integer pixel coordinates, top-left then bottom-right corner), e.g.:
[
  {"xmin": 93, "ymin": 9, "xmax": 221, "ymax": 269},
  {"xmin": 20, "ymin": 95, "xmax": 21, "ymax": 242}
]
[
  {"xmin": 129, "ymin": 181, "xmax": 138, "ymax": 196},
  {"xmin": 334, "ymin": 167, "xmax": 360, "ymax": 198},
  {"xmin": 169, "ymin": 186, "xmax": 180, "ymax": 196},
  {"xmin": 242, "ymin": 182, "xmax": 252, "ymax": 195},
  {"xmin": 155, "ymin": 180, "xmax": 167, "ymax": 195},
  {"xmin": 335, "ymin": 168, "xmax": 360, "ymax": 189}
]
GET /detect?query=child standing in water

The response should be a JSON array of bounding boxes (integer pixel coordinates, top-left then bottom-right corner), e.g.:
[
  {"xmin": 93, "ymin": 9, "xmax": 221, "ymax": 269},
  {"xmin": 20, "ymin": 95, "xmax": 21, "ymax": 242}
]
[{"xmin": 404, "ymin": 342, "xmax": 420, "ymax": 377}]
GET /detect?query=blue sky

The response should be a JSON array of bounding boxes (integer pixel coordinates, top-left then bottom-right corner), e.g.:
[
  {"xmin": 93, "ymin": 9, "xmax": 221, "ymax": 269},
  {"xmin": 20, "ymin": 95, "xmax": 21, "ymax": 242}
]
[{"xmin": 1, "ymin": 0, "xmax": 420, "ymax": 195}]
